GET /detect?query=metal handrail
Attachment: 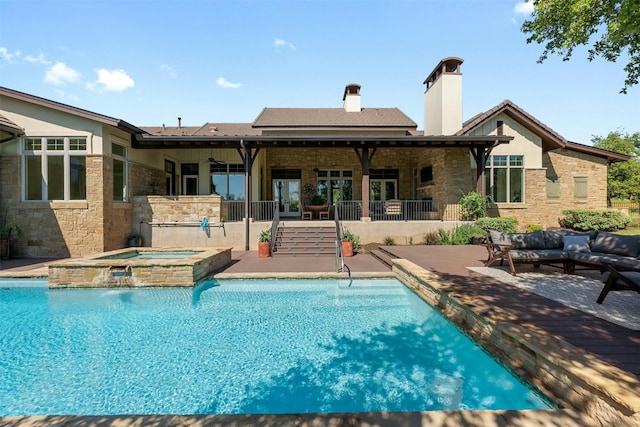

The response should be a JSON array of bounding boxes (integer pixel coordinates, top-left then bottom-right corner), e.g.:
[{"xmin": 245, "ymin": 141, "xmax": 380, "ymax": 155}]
[
  {"xmin": 270, "ymin": 206, "xmax": 280, "ymax": 254},
  {"xmin": 333, "ymin": 204, "xmax": 351, "ymax": 277}
]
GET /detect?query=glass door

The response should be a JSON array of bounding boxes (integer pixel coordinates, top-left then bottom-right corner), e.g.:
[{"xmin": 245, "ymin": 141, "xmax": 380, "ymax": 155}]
[{"xmin": 273, "ymin": 179, "xmax": 300, "ymax": 217}]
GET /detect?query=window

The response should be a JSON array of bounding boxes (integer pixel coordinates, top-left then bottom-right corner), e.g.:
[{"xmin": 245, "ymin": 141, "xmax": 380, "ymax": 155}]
[
  {"xmin": 420, "ymin": 166, "xmax": 433, "ymax": 183},
  {"xmin": 23, "ymin": 137, "xmax": 87, "ymax": 201},
  {"xmin": 574, "ymin": 176, "xmax": 588, "ymax": 198},
  {"xmin": 211, "ymin": 163, "xmax": 245, "ymax": 200},
  {"xmin": 181, "ymin": 163, "xmax": 199, "ymax": 195},
  {"xmin": 317, "ymin": 170, "xmax": 353, "ymax": 204},
  {"xmin": 112, "ymin": 143, "xmax": 128, "ymax": 202},
  {"xmin": 165, "ymin": 159, "xmax": 176, "ymax": 196},
  {"xmin": 485, "ymin": 155, "xmax": 523, "ymax": 203}
]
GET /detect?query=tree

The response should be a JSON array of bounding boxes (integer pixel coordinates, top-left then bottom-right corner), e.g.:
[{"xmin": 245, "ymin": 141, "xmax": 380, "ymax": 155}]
[
  {"xmin": 521, "ymin": 0, "xmax": 640, "ymax": 93},
  {"xmin": 592, "ymin": 131, "xmax": 640, "ymax": 200}
]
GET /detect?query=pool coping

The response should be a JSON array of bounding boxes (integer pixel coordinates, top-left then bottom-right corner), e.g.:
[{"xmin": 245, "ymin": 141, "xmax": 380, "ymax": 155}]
[{"xmin": 2, "ymin": 262, "xmax": 639, "ymax": 426}]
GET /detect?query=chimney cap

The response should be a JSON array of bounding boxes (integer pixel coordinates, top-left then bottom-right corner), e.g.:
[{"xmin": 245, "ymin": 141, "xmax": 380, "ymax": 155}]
[
  {"xmin": 423, "ymin": 57, "xmax": 464, "ymax": 86},
  {"xmin": 342, "ymin": 83, "xmax": 361, "ymax": 101}
]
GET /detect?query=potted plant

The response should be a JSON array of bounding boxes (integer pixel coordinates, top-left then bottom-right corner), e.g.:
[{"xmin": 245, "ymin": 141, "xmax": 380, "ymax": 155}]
[
  {"xmin": 341, "ymin": 228, "xmax": 360, "ymax": 257},
  {"xmin": 258, "ymin": 228, "xmax": 271, "ymax": 258},
  {"xmin": 310, "ymin": 193, "xmax": 326, "ymax": 207},
  {"xmin": 0, "ymin": 218, "xmax": 24, "ymax": 259}
]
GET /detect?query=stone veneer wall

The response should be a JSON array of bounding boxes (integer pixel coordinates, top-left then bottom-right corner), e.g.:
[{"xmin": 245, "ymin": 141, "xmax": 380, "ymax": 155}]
[
  {"xmin": 0, "ymin": 154, "xmax": 106, "ymax": 257},
  {"xmin": 487, "ymin": 149, "xmax": 609, "ymax": 230},
  {"xmin": 103, "ymin": 161, "xmax": 166, "ymax": 252},
  {"xmin": 133, "ymin": 195, "xmax": 222, "ymax": 226}
]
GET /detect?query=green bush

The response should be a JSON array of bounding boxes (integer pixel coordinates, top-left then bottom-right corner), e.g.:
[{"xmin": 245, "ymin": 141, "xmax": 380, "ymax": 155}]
[
  {"xmin": 383, "ymin": 236, "xmax": 395, "ymax": 246},
  {"xmin": 422, "ymin": 231, "xmax": 441, "ymax": 245},
  {"xmin": 460, "ymin": 191, "xmax": 486, "ymax": 220},
  {"xmin": 525, "ymin": 224, "xmax": 544, "ymax": 233},
  {"xmin": 559, "ymin": 209, "xmax": 631, "ymax": 231},
  {"xmin": 475, "ymin": 217, "xmax": 518, "ymax": 233}
]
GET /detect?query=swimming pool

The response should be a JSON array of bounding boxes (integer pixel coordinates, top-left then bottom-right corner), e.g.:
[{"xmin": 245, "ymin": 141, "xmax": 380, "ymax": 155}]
[{"xmin": 0, "ymin": 278, "xmax": 555, "ymax": 416}]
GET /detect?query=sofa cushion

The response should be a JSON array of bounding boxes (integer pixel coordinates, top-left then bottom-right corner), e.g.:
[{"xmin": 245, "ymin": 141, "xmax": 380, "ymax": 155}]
[
  {"xmin": 510, "ymin": 230, "xmax": 545, "ymax": 249},
  {"xmin": 509, "ymin": 249, "xmax": 568, "ymax": 262},
  {"xmin": 569, "ymin": 251, "xmax": 640, "ymax": 270},
  {"xmin": 563, "ymin": 235, "xmax": 591, "ymax": 252},
  {"xmin": 489, "ymin": 230, "xmax": 513, "ymax": 246},
  {"xmin": 543, "ymin": 229, "xmax": 597, "ymax": 249},
  {"xmin": 591, "ymin": 231, "xmax": 640, "ymax": 258}
]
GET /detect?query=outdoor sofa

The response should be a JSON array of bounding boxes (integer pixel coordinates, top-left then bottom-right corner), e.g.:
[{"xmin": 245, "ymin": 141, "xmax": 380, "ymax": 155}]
[{"xmin": 485, "ymin": 229, "xmax": 640, "ymax": 276}]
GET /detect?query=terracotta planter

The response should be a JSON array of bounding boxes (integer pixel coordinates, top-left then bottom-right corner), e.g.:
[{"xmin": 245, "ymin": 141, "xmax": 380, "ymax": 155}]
[
  {"xmin": 258, "ymin": 241, "xmax": 271, "ymax": 258},
  {"xmin": 341, "ymin": 241, "xmax": 354, "ymax": 257}
]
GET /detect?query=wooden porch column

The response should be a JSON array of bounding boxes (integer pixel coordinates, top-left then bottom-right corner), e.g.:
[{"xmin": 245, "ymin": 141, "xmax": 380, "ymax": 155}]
[
  {"xmin": 355, "ymin": 146, "xmax": 375, "ymax": 219},
  {"xmin": 238, "ymin": 141, "xmax": 260, "ymax": 251}
]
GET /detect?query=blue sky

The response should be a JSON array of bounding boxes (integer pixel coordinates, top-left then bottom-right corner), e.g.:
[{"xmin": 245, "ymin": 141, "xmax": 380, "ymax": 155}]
[{"xmin": 0, "ymin": 0, "xmax": 637, "ymax": 145}]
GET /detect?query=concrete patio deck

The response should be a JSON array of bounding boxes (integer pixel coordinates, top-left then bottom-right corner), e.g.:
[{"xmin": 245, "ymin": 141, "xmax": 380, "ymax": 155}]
[{"xmin": 1, "ymin": 245, "xmax": 639, "ymax": 426}]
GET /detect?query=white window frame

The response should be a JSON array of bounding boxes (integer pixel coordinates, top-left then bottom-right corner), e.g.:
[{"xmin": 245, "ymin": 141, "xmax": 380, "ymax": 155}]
[
  {"xmin": 485, "ymin": 155, "xmax": 525, "ymax": 203},
  {"xmin": 112, "ymin": 142, "xmax": 129, "ymax": 202},
  {"xmin": 22, "ymin": 136, "xmax": 87, "ymax": 201}
]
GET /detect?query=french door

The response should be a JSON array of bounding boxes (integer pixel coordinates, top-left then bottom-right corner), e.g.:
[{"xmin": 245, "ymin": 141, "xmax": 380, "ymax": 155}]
[{"xmin": 273, "ymin": 179, "xmax": 301, "ymax": 217}]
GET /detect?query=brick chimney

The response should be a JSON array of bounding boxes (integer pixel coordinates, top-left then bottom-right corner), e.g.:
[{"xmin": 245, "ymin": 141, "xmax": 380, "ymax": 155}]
[
  {"xmin": 423, "ymin": 57, "xmax": 463, "ymax": 135},
  {"xmin": 343, "ymin": 83, "xmax": 361, "ymax": 112}
]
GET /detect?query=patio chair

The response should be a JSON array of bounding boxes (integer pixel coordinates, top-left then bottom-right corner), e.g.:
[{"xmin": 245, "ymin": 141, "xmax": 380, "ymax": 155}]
[
  {"xmin": 302, "ymin": 204, "xmax": 312, "ymax": 220},
  {"xmin": 384, "ymin": 200, "xmax": 403, "ymax": 219},
  {"xmin": 484, "ymin": 232, "xmax": 517, "ymax": 275},
  {"xmin": 319, "ymin": 204, "xmax": 330, "ymax": 220},
  {"xmin": 597, "ymin": 264, "xmax": 640, "ymax": 304}
]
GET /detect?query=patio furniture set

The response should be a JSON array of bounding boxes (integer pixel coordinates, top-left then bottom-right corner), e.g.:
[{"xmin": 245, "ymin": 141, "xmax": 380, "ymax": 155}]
[{"xmin": 485, "ymin": 229, "xmax": 640, "ymax": 303}]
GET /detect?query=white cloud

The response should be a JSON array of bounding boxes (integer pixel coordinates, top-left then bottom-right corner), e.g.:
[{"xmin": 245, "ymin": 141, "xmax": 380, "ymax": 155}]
[
  {"xmin": 25, "ymin": 52, "xmax": 51, "ymax": 65},
  {"xmin": 93, "ymin": 68, "xmax": 135, "ymax": 92},
  {"xmin": 45, "ymin": 62, "xmax": 81, "ymax": 85},
  {"xmin": 0, "ymin": 47, "xmax": 21, "ymax": 63},
  {"xmin": 274, "ymin": 38, "xmax": 296, "ymax": 51},
  {"xmin": 514, "ymin": 1, "xmax": 534, "ymax": 16},
  {"xmin": 160, "ymin": 64, "xmax": 177, "ymax": 78},
  {"xmin": 216, "ymin": 77, "xmax": 242, "ymax": 89}
]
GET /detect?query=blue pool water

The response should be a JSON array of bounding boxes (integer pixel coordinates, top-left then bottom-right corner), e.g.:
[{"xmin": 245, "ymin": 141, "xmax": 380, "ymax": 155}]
[{"xmin": 0, "ymin": 278, "xmax": 555, "ymax": 416}]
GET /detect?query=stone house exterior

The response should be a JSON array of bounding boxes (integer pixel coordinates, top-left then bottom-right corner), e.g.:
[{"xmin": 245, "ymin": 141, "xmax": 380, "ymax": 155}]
[{"xmin": 0, "ymin": 57, "xmax": 628, "ymax": 258}]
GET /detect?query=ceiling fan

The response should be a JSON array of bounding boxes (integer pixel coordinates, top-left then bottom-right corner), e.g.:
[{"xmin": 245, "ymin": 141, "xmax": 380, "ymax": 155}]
[{"xmin": 208, "ymin": 157, "xmax": 226, "ymax": 165}]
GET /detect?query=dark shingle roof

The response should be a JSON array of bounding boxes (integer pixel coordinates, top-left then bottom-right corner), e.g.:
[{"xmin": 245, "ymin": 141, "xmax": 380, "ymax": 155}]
[
  {"xmin": 253, "ymin": 108, "xmax": 417, "ymax": 129},
  {"xmin": 142, "ymin": 123, "xmax": 260, "ymax": 137}
]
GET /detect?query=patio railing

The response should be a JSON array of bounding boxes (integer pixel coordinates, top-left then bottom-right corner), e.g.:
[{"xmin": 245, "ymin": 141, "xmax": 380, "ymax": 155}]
[{"xmin": 223, "ymin": 199, "xmax": 463, "ymax": 222}]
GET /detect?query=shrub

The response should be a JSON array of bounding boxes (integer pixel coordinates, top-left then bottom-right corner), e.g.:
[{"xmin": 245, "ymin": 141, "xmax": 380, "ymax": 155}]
[
  {"xmin": 459, "ymin": 191, "xmax": 486, "ymax": 220},
  {"xmin": 525, "ymin": 224, "xmax": 544, "ymax": 233},
  {"xmin": 383, "ymin": 236, "xmax": 395, "ymax": 246},
  {"xmin": 559, "ymin": 209, "xmax": 631, "ymax": 231},
  {"xmin": 475, "ymin": 217, "xmax": 518, "ymax": 233},
  {"xmin": 341, "ymin": 228, "xmax": 360, "ymax": 251},
  {"xmin": 422, "ymin": 231, "xmax": 441, "ymax": 245}
]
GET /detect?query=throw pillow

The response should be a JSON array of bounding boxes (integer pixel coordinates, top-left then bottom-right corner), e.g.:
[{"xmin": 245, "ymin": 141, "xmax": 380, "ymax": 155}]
[{"xmin": 563, "ymin": 235, "xmax": 591, "ymax": 252}]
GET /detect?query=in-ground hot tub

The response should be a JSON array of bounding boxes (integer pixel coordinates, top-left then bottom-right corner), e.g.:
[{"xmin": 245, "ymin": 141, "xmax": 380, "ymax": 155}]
[{"xmin": 47, "ymin": 247, "xmax": 232, "ymax": 288}]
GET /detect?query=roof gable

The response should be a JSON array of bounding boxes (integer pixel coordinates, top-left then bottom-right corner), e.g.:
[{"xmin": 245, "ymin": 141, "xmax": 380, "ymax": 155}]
[
  {"xmin": 459, "ymin": 99, "xmax": 566, "ymax": 151},
  {"xmin": 0, "ymin": 86, "xmax": 143, "ymax": 134}
]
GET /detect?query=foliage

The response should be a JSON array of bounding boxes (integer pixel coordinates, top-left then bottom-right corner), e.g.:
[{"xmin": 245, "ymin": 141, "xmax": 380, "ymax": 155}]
[
  {"xmin": 383, "ymin": 236, "xmax": 395, "ymax": 246},
  {"xmin": 407, "ymin": 236, "xmax": 413, "ymax": 245},
  {"xmin": 259, "ymin": 228, "xmax": 271, "ymax": 243},
  {"xmin": 559, "ymin": 209, "xmax": 631, "ymax": 231},
  {"xmin": 0, "ymin": 211, "xmax": 23, "ymax": 240},
  {"xmin": 422, "ymin": 231, "xmax": 441, "ymax": 245},
  {"xmin": 475, "ymin": 217, "xmax": 518, "ymax": 234},
  {"xmin": 521, "ymin": 0, "xmax": 640, "ymax": 93},
  {"xmin": 341, "ymin": 228, "xmax": 360, "ymax": 251},
  {"xmin": 592, "ymin": 131, "xmax": 640, "ymax": 200},
  {"xmin": 525, "ymin": 224, "xmax": 544, "ymax": 233},
  {"xmin": 311, "ymin": 193, "xmax": 327, "ymax": 205},
  {"xmin": 459, "ymin": 191, "xmax": 486, "ymax": 220}
]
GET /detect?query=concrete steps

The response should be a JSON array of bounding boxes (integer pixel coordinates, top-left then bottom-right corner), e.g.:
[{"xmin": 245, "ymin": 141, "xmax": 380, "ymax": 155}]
[
  {"xmin": 369, "ymin": 246, "xmax": 398, "ymax": 269},
  {"xmin": 273, "ymin": 226, "xmax": 337, "ymax": 257}
]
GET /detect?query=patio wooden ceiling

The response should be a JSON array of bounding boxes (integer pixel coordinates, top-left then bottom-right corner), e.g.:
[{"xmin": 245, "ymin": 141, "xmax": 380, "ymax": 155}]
[{"xmin": 132, "ymin": 134, "xmax": 514, "ymax": 149}]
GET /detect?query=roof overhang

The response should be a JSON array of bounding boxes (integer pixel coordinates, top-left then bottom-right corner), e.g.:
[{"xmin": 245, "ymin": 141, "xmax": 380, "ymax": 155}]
[
  {"xmin": 133, "ymin": 134, "xmax": 513, "ymax": 149},
  {"xmin": 563, "ymin": 141, "xmax": 631, "ymax": 163}
]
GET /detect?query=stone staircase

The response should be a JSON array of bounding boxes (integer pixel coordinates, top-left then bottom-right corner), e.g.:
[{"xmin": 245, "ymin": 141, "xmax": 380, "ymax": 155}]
[{"xmin": 272, "ymin": 225, "xmax": 337, "ymax": 257}]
